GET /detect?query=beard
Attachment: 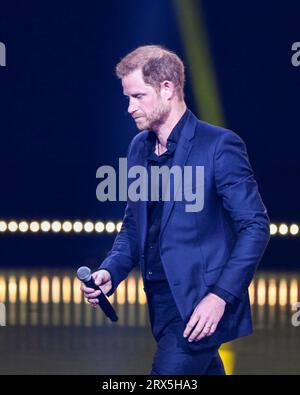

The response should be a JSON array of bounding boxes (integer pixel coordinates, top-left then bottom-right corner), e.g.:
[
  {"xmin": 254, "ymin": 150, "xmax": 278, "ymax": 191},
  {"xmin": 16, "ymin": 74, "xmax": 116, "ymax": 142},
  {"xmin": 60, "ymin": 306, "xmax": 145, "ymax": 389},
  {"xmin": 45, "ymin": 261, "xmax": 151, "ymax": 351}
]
[{"xmin": 135, "ymin": 99, "xmax": 171, "ymax": 131}]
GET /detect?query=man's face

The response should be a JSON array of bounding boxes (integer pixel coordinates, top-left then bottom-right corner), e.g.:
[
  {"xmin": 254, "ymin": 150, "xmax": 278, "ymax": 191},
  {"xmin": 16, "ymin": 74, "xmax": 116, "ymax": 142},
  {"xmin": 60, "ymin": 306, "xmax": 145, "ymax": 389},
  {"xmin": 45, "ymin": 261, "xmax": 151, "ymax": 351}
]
[{"xmin": 122, "ymin": 69, "xmax": 171, "ymax": 131}]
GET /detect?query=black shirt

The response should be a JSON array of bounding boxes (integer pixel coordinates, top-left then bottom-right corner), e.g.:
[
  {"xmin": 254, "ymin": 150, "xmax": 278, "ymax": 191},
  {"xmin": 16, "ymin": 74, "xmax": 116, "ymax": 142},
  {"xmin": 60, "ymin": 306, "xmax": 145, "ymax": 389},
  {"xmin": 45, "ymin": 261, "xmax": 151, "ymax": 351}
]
[{"xmin": 144, "ymin": 110, "xmax": 189, "ymax": 283}]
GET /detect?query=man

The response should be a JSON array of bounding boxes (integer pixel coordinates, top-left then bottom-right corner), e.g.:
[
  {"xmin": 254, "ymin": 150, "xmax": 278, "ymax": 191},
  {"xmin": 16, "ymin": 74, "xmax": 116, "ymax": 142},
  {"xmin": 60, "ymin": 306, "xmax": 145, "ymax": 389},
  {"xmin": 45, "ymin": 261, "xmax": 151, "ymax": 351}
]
[{"xmin": 81, "ymin": 45, "xmax": 270, "ymax": 375}]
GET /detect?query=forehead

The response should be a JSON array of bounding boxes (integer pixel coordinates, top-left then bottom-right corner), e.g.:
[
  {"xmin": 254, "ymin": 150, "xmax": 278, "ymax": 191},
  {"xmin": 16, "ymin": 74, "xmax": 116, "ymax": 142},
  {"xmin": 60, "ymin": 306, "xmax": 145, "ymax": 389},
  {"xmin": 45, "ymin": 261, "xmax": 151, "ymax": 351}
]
[{"xmin": 122, "ymin": 69, "xmax": 154, "ymax": 95}]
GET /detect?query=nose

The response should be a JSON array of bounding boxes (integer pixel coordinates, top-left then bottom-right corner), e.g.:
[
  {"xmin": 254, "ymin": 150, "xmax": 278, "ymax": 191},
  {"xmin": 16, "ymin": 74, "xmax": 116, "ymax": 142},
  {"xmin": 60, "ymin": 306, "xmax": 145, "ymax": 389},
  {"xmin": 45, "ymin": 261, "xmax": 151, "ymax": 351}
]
[{"xmin": 127, "ymin": 98, "xmax": 138, "ymax": 115}]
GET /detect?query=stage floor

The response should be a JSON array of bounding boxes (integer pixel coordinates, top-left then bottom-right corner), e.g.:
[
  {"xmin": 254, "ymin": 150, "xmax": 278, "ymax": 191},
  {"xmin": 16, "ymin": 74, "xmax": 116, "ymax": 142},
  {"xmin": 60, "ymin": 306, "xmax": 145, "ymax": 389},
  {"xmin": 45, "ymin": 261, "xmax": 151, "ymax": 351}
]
[{"xmin": 0, "ymin": 269, "xmax": 299, "ymax": 375}]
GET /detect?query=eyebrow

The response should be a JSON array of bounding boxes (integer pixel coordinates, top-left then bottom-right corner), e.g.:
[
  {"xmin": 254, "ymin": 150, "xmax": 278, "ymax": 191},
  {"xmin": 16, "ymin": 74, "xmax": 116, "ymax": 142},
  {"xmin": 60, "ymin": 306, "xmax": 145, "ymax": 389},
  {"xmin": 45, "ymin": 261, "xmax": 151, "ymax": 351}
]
[{"xmin": 123, "ymin": 92, "xmax": 145, "ymax": 97}]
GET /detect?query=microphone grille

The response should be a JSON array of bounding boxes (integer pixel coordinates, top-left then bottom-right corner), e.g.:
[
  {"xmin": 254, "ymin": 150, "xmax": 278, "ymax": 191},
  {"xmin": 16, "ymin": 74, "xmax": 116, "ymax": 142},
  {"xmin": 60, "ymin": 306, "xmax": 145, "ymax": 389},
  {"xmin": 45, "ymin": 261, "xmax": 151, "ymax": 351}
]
[{"xmin": 77, "ymin": 266, "xmax": 91, "ymax": 282}]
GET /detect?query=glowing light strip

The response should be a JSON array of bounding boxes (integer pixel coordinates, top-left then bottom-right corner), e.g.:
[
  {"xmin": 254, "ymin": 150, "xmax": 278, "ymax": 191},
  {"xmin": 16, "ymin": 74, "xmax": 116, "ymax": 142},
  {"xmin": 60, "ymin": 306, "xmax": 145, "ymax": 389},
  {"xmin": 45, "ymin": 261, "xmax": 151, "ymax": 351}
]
[
  {"xmin": 0, "ymin": 220, "xmax": 122, "ymax": 234},
  {"xmin": 0, "ymin": 274, "xmax": 299, "ymax": 308},
  {"xmin": 0, "ymin": 221, "xmax": 298, "ymax": 237}
]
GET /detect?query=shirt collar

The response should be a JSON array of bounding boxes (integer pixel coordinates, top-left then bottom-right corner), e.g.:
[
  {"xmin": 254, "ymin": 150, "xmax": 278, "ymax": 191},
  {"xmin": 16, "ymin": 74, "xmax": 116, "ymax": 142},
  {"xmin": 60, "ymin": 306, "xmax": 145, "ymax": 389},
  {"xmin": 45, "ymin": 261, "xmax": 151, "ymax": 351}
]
[{"xmin": 146, "ymin": 108, "xmax": 189, "ymax": 158}]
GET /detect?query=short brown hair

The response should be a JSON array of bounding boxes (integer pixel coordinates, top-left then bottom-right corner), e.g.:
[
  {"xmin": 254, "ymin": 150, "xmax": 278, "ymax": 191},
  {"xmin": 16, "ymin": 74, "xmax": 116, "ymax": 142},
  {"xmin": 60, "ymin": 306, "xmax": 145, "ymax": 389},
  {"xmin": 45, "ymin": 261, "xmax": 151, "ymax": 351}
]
[{"xmin": 116, "ymin": 45, "xmax": 185, "ymax": 101}]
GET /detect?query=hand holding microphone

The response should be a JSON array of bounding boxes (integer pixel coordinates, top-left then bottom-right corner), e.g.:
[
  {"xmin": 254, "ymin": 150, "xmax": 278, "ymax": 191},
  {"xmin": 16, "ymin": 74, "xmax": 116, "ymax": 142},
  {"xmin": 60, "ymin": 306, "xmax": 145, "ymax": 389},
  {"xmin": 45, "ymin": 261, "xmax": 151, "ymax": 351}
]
[{"xmin": 78, "ymin": 266, "xmax": 118, "ymax": 322}]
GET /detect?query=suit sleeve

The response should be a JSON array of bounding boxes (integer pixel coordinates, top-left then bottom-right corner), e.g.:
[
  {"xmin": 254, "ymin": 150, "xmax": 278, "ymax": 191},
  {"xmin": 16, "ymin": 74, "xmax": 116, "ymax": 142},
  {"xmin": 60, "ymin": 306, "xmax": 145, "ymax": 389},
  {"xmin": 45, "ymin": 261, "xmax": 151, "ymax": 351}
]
[
  {"xmin": 213, "ymin": 130, "xmax": 270, "ymax": 300},
  {"xmin": 99, "ymin": 142, "xmax": 140, "ymax": 296}
]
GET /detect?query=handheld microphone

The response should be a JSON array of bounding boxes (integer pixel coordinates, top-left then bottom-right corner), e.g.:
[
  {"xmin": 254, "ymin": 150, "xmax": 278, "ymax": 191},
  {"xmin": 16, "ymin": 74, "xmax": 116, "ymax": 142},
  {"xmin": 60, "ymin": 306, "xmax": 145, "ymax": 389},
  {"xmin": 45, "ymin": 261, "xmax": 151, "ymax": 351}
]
[{"xmin": 77, "ymin": 266, "xmax": 118, "ymax": 322}]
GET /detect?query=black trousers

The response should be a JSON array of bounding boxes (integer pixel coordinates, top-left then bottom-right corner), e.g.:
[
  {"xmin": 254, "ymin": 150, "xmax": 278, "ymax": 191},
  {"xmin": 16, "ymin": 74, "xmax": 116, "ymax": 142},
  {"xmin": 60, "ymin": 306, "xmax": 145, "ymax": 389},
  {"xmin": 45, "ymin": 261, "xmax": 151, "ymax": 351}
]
[{"xmin": 144, "ymin": 281, "xmax": 226, "ymax": 375}]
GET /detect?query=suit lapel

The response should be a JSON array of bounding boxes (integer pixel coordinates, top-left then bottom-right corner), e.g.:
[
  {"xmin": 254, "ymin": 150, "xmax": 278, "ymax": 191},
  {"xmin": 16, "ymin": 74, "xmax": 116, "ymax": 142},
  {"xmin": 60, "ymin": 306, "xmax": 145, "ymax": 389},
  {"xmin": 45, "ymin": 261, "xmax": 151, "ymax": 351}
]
[
  {"xmin": 137, "ymin": 138, "xmax": 149, "ymax": 253},
  {"xmin": 160, "ymin": 111, "xmax": 197, "ymax": 237},
  {"xmin": 134, "ymin": 110, "xmax": 198, "ymax": 252}
]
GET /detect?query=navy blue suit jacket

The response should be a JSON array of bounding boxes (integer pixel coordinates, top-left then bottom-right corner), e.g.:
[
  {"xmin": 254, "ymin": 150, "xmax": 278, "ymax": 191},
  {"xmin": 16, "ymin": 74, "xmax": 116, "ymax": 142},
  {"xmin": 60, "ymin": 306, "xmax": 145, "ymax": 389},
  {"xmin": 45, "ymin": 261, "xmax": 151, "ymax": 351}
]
[{"xmin": 100, "ymin": 110, "xmax": 270, "ymax": 346}]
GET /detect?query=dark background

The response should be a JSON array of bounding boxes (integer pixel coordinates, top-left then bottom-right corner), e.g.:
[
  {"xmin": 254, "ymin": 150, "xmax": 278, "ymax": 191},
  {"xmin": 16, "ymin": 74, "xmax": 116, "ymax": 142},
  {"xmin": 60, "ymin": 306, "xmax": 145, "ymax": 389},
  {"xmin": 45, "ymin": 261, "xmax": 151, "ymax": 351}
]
[{"xmin": 0, "ymin": 0, "xmax": 299, "ymax": 269}]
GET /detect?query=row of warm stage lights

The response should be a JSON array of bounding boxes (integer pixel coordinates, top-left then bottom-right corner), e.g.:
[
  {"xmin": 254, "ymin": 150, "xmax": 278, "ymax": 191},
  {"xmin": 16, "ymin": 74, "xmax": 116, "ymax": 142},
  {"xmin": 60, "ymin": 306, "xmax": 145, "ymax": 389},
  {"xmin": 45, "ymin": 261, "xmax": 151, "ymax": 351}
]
[
  {"xmin": 0, "ymin": 275, "xmax": 298, "ymax": 307},
  {"xmin": 0, "ymin": 221, "xmax": 298, "ymax": 236},
  {"xmin": 270, "ymin": 223, "xmax": 299, "ymax": 236},
  {"xmin": 0, "ymin": 220, "xmax": 122, "ymax": 234},
  {"xmin": 0, "ymin": 276, "xmax": 147, "ymax": 306}
]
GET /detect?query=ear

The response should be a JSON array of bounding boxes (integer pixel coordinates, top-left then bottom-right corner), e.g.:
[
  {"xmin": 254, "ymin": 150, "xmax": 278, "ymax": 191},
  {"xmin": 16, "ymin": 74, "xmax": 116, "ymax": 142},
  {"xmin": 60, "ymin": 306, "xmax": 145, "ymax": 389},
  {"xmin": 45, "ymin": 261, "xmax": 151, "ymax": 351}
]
[{"xmin": 160, "ymin": 80, "xmax": 176, "ymax": 100}]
